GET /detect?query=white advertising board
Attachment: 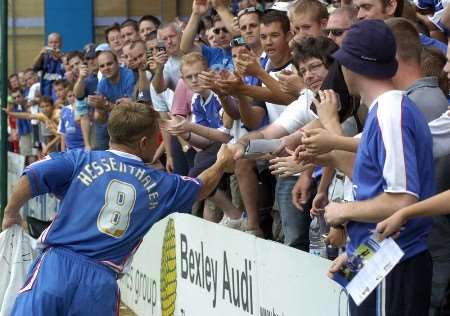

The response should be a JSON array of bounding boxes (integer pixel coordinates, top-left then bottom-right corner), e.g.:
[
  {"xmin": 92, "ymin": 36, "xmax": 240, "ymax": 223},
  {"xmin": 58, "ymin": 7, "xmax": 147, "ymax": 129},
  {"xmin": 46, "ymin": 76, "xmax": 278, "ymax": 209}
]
[{"xmin": 119, "ymin": 213, "xmax": 349, "ymax": 316}]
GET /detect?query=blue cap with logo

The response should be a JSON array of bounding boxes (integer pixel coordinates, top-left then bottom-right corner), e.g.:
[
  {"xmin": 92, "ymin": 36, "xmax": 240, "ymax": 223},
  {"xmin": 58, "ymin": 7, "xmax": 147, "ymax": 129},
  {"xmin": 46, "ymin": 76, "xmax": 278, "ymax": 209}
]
[{"xmin": 332, "ymin": 19, "xmax": 398, "ymax": 79}]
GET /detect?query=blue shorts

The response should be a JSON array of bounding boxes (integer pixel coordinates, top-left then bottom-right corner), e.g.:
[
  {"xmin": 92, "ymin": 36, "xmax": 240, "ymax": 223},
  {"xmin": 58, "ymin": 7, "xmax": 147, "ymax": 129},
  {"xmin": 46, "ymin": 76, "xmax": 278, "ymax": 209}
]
[{"xmin": 11, "ymin": 247, "xmax": 120, "ymax": 316}]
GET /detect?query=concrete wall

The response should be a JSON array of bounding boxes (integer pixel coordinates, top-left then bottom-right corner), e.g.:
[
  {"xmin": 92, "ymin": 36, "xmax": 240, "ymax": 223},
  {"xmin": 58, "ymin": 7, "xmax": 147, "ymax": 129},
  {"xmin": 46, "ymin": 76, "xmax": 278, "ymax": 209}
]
[{"xmin": 8, "ymin": 0, "xmax": 194, "ymax": 75}]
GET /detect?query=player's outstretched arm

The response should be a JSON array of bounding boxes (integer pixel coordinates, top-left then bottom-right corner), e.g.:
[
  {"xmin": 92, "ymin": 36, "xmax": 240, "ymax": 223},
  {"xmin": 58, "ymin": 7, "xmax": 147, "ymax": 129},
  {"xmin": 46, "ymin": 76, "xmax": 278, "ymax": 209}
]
[
  {"xmin": 1, "ymin": 176, "xmax": 33, "ymax": 230},
  {"xmin": 196, "ymin": 144, "xmax": 234, "ymax": 201}
]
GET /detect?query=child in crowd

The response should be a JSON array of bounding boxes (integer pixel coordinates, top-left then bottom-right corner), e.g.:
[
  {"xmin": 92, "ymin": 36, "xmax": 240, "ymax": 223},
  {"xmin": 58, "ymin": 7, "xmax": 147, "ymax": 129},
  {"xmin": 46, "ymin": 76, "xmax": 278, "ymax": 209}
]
[
  {"xmin": 58, "ymin": 88, "xmax": 85, "ymax": 151},
  {"xmin": 5, "ymin": 96, "xmax": 61, "ymax": 155}
]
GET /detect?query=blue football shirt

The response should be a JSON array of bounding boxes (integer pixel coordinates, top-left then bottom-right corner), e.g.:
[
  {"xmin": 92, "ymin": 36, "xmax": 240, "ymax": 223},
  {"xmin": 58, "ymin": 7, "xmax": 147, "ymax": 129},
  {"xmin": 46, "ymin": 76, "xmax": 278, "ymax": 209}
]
[
  {"xmin": 350, "ymin": 91, "xmax": 435, "ymax": 260},
  {"xmin": 24, "ymin": 149, "xmax": 202, "ymax": 272}
]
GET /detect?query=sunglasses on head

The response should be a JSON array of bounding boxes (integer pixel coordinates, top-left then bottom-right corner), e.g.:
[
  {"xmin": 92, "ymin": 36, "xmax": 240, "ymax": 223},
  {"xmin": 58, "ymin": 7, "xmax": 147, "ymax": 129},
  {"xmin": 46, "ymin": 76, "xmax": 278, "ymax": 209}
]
[
  {"xmin": 324, "ymin": 28, "xmax": 349, "ymax": 37},
  {"xmin": 237, "ymin": 7, "xmax": 258, "ymax": 18},
  {"xmin": 212, "ymin": 27, "xmax": 229, "ymax": 35}
]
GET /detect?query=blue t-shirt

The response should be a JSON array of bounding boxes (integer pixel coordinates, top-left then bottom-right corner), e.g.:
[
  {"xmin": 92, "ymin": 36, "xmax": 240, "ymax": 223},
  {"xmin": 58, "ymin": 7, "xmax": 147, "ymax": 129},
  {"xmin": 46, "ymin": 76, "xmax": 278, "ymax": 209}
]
[
  {"xmin": 34, "ymin": 54, "xmax": 65, "ymax": 97},
  {"xmin": 191, "ymin": 92, "xmax": 224, "ymax": 130},
  {"xmin": 58, "ymin": 105, "xmax": 84, "ymax": 150},
  {"xmin": 201, "ymin": 45, "xmax": 234, "ymax": 71},
  {"xmin": 13, "ymin": 104, "xmax": 32, "ymax": 136},
  {"xmin": 95, "ymin": 67, "xmax": 136, "ymax": 150},
  {"xmin": 350, "ymin": 91, "xmax": 435, "ymax": 260},
  {"xmin": 97, "ymin": 67, "xmax": 136, "ymax": 102},
  {"xmin": 25, "ymin": 149, "xmax": 202, "ymax": 273},
  {"xmin": 420, "ymin": 33, "xmax": 447, "ymax": 55}
]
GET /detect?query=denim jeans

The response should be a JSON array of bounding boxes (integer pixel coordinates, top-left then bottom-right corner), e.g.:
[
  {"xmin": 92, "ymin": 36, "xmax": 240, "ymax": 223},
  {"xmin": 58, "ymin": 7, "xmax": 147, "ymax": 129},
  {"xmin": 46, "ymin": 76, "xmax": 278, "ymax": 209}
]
[{"xmin": 275, "ymin": 176, "xmax": 314, "ymax": 251}]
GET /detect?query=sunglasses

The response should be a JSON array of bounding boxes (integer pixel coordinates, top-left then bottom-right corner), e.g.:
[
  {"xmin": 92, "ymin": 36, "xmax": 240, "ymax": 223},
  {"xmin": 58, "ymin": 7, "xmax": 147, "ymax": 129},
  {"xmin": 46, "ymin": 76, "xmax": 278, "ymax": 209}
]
[
  {"xmin": 237, "ymin": 7, "xmax": 258, "ymax": 18},
  {"xmin": 324, "ymin": 28, "xmax": 349, "ymax": 37},
  {"xmin": 212, "ymin": 27, "xmax": 229, "ymax": 35}
]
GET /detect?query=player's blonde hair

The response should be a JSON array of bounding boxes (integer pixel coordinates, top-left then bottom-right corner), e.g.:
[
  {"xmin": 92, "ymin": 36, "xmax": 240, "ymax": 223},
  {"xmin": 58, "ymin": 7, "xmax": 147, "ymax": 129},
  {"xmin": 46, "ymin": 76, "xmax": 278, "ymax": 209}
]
[
  {"xmin": 180, "ymin": 52, "xmax": 207, "ymax": 74},
  {"xmin": 108, "ymin": 101, "xmax": 160, "ymax": 147}
]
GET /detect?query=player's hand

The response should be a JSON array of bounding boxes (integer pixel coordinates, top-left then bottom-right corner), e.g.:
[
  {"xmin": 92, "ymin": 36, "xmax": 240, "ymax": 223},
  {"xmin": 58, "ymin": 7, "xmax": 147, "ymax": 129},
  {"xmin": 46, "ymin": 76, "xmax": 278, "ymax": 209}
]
[
  {"xmin": 324, "ymin": 201, "xmax": 349, "ymax": 227},
  {"xmin": 302, "ymin": 128, "xmax": 336, "ymax": 156},
  {"xmin": 192, "ymin": 0, "xmax": 210, "ymax": 16},
  {"xmin": 313, "ymin": 90, "xmax": 340, "ymax": 126},
  {"xmin": 311, "ymin": 191, "xmax": 329, "ymax": 217},
  {"xmin": 376, "ymin": 211, "xmax": 406, "ymax": 240},
  {"xmin": 2, "ymin": 211, "xmax": 23, "ymax": 230},
  {"xmin": 217, "ymin": 144, "xmax": 235, "ymax": 172},
  {"xmin": 327, "ymin": 252, "xmax": 348, "ymax": 279}
]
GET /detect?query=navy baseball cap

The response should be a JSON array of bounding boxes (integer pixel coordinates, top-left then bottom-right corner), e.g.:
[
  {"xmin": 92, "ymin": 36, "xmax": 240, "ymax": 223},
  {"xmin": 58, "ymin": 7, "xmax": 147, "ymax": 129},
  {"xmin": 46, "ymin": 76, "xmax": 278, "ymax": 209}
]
[{"xmin": 332, "ymin": 19, "xmax": 398, "ymax": 79}]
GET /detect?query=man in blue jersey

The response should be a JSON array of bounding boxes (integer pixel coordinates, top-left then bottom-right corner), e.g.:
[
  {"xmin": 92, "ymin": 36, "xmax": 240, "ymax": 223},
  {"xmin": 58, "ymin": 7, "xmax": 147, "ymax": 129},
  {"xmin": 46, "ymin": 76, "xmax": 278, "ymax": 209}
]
[
  {"xmin": 2, "ymin": 101, "xmax": 235, "ymax": 316},
  {"xmin": 324, "ymin": 20, "xmax": 435, "ymax": 315}
]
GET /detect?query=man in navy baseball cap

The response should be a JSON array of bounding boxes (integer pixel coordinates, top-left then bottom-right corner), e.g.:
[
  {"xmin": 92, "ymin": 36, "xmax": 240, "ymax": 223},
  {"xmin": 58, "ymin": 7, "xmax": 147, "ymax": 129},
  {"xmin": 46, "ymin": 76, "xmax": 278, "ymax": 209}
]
[{"xmin": 325, "ymin": 19, "xmax": 434, "ymax": 316}]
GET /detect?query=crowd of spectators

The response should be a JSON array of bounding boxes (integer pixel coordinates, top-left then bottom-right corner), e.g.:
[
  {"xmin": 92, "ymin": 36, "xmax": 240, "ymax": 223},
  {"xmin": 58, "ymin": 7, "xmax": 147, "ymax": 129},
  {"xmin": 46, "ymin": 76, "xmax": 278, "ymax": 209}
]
[{"xmin": 4, "ymin": 0, "xmax": 450, "ymax": 314}]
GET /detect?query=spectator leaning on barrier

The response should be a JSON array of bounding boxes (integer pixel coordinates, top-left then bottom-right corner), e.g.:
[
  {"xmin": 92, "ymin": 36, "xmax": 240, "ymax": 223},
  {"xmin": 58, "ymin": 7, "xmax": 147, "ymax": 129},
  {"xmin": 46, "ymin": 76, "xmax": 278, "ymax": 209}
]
[
  {"xmin": 32, "ymin": 32, "xmax": 65, "ymax": 98},
  {"xmin": 161, "ymin": 52, "xmax": 246, "ymax": 230},
  {"xmin": 325, "ymin": 20, "xmax": 435, "ymax": 316},
  {"xmin": 88, "ymin": 50, "xmax": 136, "ymax": 150},
  {"xmin": 72, "ymin": 46, "xmax": 99, "ymax": 151}
]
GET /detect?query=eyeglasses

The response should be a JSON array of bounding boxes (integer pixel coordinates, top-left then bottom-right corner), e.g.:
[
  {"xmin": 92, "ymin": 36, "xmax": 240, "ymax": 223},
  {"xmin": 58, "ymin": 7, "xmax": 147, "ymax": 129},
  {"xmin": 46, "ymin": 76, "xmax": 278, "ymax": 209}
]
[
  {"xmin": 298, "ymin": 62, "xmax": 324, "ymax": 77},
  {"xmin": 324, "ymin": 28, "xmax": 349, "ymax": 37},
  {"xmin": 237, "ymin": 7, "xmax": 258, "ymax": 18},
  {"xmin": 212, "ymin": 27, "xmax": 229, "ymax": 35}
]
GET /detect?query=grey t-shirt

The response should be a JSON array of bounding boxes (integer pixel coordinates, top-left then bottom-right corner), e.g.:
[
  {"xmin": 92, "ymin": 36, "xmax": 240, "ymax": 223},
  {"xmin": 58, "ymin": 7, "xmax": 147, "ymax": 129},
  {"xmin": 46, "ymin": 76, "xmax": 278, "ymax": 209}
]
[
  {"xmin": 406, "ymin": 77, "xmax": 450, "ymax": 261},
  {"xmin": 405, "ymin": 76, "xmax": 448, "ymax": 122}
]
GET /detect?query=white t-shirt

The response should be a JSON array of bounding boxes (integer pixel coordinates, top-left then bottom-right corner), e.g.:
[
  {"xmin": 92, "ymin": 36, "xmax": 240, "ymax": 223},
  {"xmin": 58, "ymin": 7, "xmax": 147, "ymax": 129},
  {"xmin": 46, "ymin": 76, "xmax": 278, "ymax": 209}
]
[
  {"xmin": 274, "ymin": 89, "xmax": 317, "ymax": 134},
  {"xmin": 163, "ymin": 56, "xmax": 182, "ymax": 91},
  {"xmin": 150, "ymin": 83, "xmax": 174, "ymax": 113},
  {"xmin": 262, "ymin": 60, "xmax": 293, "ymax": 123},
  {"xmin": 430, "ymin": 110, "xmax": 450, "ymax": 158},
  {"xmin": 27, "ymin": 82, "xmax": 41, "ymax": 125}
]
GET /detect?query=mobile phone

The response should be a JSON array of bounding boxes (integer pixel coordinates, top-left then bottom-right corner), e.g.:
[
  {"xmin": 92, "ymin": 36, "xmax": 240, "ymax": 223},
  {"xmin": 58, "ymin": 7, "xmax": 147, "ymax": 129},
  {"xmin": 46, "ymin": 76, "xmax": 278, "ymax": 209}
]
[
  {"xmin": 146, "ymin": 47, "xmax": 153, "ymax": 61},
  {"xmin": 156, "ymin": 41, "xmax": 166, "ymax": 53}
]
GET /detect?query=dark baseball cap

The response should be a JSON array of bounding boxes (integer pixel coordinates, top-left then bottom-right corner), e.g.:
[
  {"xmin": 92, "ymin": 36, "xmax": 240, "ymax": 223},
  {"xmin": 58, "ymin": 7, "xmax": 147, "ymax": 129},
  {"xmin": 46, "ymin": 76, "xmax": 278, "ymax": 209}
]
[{"xmin": 332, "ymin": 19, "xmax": 398, "ymax": 79}]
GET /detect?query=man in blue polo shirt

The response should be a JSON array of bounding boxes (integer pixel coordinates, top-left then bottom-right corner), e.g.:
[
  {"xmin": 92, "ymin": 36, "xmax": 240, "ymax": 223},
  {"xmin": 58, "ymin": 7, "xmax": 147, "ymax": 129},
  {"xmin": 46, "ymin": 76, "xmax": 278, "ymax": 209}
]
[{"xmin": 324, "ymin": 20, "xmax": 435, "ymax": 315}]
